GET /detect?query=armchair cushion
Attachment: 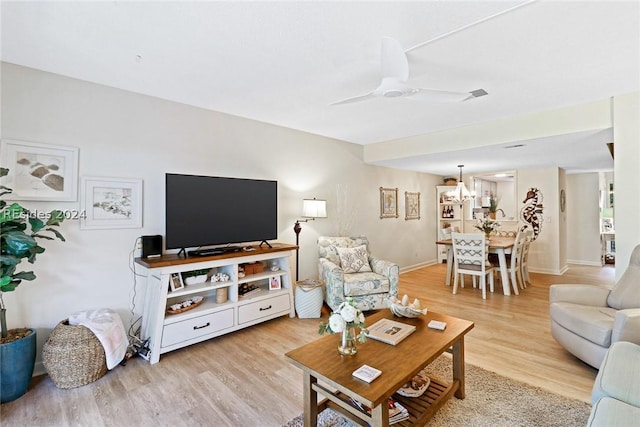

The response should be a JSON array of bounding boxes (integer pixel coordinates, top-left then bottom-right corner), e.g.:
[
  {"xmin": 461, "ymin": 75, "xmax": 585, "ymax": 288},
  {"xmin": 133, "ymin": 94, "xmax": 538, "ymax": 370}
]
[
  {"xmin": 344, "ymin": 271, "xmax": 389, "ymax": 296},
  {"xmin": 550, "ymin": 303, "xmax": 617, "ymax": 347},
  {"xmin": 336, "ymin": 245, "xmax": 372, "ymax": 273}
]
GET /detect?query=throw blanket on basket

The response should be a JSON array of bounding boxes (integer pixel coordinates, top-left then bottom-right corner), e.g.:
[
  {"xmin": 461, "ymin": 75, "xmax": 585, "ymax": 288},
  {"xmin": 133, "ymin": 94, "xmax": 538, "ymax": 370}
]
[{"xmin": 69, "ymin": 308, "xmax": 128, "ymax": 369}]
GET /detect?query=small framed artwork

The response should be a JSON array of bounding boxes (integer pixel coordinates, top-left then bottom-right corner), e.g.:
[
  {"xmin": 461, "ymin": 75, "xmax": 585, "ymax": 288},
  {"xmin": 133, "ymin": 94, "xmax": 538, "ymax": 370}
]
[
  {"xmin": 269, "ymin": 276, "xmax": 282, "ymax": 290},
  {"xmin": 405, "ymin": 191, "xmax": 420, "ymax": 220},
  {"xmin": 80, "ymin": 176, "xmax": 143, "ymax": 229},
  {"xmin": 0, "ymin": 139, "xmax": 79, "ymax": 201},
  {"xmin": 169, "ymin": 273, "xmax": 184, "ymax": 292},
  {"xmin": 379, "ymin": 187, "xmax": 398, "ymax": 219}
]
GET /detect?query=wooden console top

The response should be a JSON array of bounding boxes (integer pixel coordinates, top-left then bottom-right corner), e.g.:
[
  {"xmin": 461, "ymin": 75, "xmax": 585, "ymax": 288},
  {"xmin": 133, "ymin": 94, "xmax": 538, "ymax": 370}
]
[{"xmin": 134, "ymin": 242, "xmax": 298, "ymax": 269}]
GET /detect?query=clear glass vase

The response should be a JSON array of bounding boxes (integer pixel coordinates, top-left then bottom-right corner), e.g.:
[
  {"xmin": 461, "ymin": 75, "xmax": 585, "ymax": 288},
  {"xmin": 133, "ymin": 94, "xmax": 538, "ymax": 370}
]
[{"xmin": 338, "ymin": 325, "xmax": 358, "ymax": 355}]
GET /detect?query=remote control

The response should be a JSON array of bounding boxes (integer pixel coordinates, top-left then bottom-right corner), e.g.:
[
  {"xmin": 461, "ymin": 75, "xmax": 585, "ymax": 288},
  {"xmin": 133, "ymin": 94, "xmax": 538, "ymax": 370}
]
[{"xmin": 428, "ymin": 320, "xmax": 447, "ymax": 330}]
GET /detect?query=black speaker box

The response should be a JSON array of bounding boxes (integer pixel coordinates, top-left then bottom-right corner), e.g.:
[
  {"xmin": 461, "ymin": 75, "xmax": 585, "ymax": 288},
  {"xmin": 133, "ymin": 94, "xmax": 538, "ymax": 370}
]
[{"xmin": 141, "ymin": 235, "xmax": 163, "ymax": 258}]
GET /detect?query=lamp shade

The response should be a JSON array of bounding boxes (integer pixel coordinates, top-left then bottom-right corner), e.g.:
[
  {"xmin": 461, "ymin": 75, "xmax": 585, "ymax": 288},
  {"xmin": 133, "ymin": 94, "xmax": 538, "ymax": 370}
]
[{"xmin": 302, "ymin": 198, "xmax": 327, "ymax": 218}]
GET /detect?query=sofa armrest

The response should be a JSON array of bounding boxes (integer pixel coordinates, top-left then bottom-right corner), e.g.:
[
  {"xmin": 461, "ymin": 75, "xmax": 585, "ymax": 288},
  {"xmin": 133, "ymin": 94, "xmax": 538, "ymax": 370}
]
[
  {"xmin": 549, "ymin": 284, "xmax": 610, "ymax": 306},
  {"xmin": 370, "ymin": 257, "xmax": 400, "ymax": 297},
  {"xmin": 319, "ymin": 258, "xmax": 345, "ymax": 309},
  {"xmin": 612, "ymin": 308, "xmax": 640, "ymax": 344}
]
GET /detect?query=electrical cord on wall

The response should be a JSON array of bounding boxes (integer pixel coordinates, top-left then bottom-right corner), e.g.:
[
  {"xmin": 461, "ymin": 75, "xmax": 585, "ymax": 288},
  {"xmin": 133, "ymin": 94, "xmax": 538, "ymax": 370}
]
[{"xmin": 125, "ymin": 237, "xmax": 149, "ymax": 360}]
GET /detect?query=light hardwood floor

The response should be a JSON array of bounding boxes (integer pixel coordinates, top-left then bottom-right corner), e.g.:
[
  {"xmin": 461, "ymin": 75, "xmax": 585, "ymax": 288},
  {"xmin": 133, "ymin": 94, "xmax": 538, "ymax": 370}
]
[{"xmin": 1, "ymin": 263, "xmax": 614, "ymax": 426}]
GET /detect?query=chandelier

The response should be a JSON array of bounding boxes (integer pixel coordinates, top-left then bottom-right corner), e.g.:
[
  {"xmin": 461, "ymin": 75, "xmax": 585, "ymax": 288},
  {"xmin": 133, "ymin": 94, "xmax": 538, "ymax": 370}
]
[{"xmin": 448, "ymin": 165, "xmax": 473, "ymax": 202}]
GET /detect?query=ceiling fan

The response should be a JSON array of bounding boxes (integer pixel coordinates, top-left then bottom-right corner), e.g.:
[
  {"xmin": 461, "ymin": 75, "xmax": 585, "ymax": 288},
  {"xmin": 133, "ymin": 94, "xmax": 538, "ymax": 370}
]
[{"xmin": 330, "ymin": 37, "xmax": 488, "ymax": 106}]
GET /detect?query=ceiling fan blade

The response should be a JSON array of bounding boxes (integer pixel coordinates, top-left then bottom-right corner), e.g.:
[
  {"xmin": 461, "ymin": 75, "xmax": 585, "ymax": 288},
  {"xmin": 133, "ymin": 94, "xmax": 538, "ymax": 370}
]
[
  {"xmin": 409, "ymin": 87, "xmax": 488, "ymax": 102},
  {"xmin": 381, "ymin": 37, "xmax": 409, "ymax": 82},
  {"xmin": 330, "ymin": 92, "xmax": 376, "ymax": 106}
]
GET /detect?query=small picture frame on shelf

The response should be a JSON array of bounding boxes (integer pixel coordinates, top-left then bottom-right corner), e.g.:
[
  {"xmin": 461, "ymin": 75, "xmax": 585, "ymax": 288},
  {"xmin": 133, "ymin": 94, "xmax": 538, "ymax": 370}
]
[
  {"xmin": 269, "ymin": 276, "xmax": 282, "ymax": 290},
  {"xmin": 169, "ymin": 273, "xmax": 184, "ymax": 292}
]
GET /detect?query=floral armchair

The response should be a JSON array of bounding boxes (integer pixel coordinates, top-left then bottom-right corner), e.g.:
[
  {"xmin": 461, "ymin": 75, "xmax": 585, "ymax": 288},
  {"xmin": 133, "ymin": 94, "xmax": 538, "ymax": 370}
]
[{"xmin": 318, "ymin": 236, "xmax": 399, "ymax": 311}]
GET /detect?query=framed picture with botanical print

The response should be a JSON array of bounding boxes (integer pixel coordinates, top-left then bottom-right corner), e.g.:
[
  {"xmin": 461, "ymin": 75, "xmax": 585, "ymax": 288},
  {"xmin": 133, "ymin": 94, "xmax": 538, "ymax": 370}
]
[
  {"xmin": 0, "ymin": 139, "xmax": 79, "ymax": 201},
  {"xmin": 405, "ymin": 191, "xmax": 420, "ymax": 220},
  {"xmin": 380, "ymin": 187, "xmax": 398, "ymax": 219},
  {"xmin": 80, "ymin": 176, "xmax": 143, "ymax": 229}
]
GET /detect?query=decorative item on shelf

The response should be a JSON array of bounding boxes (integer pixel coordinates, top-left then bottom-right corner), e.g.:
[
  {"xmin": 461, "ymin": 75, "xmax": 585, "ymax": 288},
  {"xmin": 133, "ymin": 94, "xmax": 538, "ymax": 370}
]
[
  {"xmin": 387, "ymin": 295, "xmax": 427, "ymax": 318},
  {"xmin": 319, "ymin": 297, "xmax": 367, "ymax": 356},
  {"xmin": 268, "ymin": 276, "xmax": 282, "ymax": 290},
  {"xmin": 166, "ymin": 296, "xmax": 204, "ymax": 314},
  {"xmin": 215, "ymin": 287, "xmax": 228, "ymax": 304},
  {"xmin": 396, "ymin": 367, "xmax": 431, "ymax": 397},
  {"xmin": 474, "ymin": 218, "xmax": 500, "ymax": 238},
  {"xmin": 210, "ymin": 272, "xmax": 230, "ymax": 283},
  {"xmin": 443, "ymin": 177, "xmax": 458, "ymax": 186},
  {"xmin": 238, "ymin": 283, "xmax": 260, "ymax": 298},
  {"xmin": 270, "ymin": 261, "xmax": 280, "ymax": 272},
  {"xmin": 293, "ymin": 198, "xmax": 328, "ymax": 281},
  {"xmin": 169, "ymin": 273, "xmax": 185, "ymax": 292},
  {"xmin": 181, "ymin": 268, "xmax": 211, "ymax": 286},
  {"xmin": 238, "ymin": 266, "xmax": 245, "ymax": 278},
  {"xmin": 242, "ymin": 262, "xmax": 264, "ymax": 275}
]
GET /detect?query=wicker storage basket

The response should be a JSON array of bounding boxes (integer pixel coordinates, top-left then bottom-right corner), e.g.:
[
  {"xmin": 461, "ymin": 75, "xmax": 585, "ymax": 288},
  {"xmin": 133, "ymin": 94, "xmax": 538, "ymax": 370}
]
[{"xmin": 42, "ymin": 319, "xmax": 108, "ymax": 389}]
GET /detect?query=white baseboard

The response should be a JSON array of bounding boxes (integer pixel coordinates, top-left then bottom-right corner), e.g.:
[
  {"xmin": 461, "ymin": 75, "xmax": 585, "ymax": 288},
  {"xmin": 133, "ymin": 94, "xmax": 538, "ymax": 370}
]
[
  {"xmin": 528, "ymin": 264, "xmax": 568, "ymax": 276},
  {"xmin": 400, "ymin": 260, "xmax": 438, "ymax": 274},
  {"xmin": 566, "ymin": 259, "xmax": 603, "ymax": 267}
]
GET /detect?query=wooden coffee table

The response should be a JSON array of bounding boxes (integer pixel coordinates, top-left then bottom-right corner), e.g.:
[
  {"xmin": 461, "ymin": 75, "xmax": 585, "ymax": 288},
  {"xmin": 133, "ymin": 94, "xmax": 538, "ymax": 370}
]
[{"xmin": 285, "ymin": 310, "xmax": 474, "ymax": 426}]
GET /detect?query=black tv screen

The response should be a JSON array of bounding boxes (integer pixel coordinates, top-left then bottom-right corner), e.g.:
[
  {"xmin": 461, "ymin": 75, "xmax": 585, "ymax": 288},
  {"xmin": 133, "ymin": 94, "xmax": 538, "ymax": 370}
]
[{"xmin": 165, "ymin": 174, "xmax": 277, "ymax": 250}]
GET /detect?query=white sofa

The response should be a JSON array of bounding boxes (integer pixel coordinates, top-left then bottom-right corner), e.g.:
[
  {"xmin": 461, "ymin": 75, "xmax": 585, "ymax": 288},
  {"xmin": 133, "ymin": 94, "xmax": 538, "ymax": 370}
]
[
  {"xmin": 549, "ymin": 244, "xmax": 640, "ymax": 368},
  {"xmin": 587, "ymin": 341, "xmax": 640, "ymax": 426}
]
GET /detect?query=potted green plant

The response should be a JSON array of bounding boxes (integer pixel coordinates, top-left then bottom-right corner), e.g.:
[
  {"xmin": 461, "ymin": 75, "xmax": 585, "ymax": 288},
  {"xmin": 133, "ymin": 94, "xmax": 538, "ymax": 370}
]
[
  {"xmin": 0, "ymin": 167, "xmax": 66, "ymax": 403},
  {"xmin": 488, "ymin": 194, "xmax": 499, "ymax": 219}
]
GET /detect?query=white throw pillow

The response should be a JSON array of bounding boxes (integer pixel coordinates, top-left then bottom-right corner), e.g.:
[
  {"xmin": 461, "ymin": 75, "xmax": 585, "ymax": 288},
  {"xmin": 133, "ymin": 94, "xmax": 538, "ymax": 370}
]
[{"xmin": 336, "ymin": 245, "xmax": 372, "ymax": 273}]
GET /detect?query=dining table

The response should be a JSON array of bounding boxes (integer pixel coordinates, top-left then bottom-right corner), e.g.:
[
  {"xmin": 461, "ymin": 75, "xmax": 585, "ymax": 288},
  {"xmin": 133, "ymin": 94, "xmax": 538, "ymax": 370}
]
[{"xmin": 436, "ymin": 236, "xmax": 517, "ymax": 296}]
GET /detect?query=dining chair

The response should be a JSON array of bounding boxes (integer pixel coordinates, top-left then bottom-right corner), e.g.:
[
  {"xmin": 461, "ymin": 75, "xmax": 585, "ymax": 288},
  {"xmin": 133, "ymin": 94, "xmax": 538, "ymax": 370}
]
[
  {"xmin": 519, "ymin": 229, "xmax": 533, "ymax": 288},
  {"xmin": 451, "ymin": 232, "xmax": 495, "ymax": 299},
  {"xmin": 499, "ymin": 229, "xmax": 528, "ymax": 293}
]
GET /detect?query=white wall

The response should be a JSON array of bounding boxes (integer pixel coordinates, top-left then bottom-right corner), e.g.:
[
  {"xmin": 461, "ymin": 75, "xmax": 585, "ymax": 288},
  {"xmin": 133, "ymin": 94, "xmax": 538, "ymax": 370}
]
[
  {"xmin": 1, "ymin": 63, "xmax": 441, "ymax": 369},
  {"xmin": 516, "ymin": 167, "xmax": 562, "ymax": 274},
  {"xmin": 613, "ymin": 92, "xmax": 640, "ymax": 279},
  {"xmin": 566, "ymin": 173, "xmax": 602, "ymax": 265}
]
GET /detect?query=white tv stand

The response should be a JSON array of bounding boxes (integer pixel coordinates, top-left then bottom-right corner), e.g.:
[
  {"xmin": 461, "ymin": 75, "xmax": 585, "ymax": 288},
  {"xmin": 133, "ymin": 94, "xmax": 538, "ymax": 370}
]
[{"xmin": 135, "ymin": 243, "xmax": 296, "ymax": 364}]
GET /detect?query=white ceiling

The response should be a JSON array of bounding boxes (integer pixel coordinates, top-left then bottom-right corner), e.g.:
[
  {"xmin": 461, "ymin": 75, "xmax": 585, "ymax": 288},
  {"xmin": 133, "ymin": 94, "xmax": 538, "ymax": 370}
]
[{"xmin": 2, "ymin": 1, "xmax": 638, "ymax": 175}]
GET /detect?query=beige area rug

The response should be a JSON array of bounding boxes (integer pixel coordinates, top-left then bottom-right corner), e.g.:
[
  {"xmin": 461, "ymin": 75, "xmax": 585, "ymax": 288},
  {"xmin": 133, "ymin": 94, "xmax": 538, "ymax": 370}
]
[{"xmin": 283, "ymin": 354, "xmax": 591, "ymax": 427}]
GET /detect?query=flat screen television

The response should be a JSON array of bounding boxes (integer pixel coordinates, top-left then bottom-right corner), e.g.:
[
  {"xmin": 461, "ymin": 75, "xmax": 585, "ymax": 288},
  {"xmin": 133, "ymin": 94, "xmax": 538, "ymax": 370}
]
[{"xmin": 165, "ymin": 173, "xmax": 277, "ymax": 254}]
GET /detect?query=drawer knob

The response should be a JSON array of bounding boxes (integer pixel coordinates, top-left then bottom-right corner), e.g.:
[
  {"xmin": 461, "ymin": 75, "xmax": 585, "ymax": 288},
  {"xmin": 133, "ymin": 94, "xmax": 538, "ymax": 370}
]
[
  {"xmin": 193, "ymin": 322, "xmax": 211, "ymax": 330},
  {"xmin": 259, "ymin": 305, "xmax": 272, "ymax": 312}
]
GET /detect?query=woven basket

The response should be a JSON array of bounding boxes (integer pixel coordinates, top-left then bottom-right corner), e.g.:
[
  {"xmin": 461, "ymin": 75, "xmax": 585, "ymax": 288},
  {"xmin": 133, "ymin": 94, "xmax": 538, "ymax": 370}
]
[{"xmin": 42, "ymin": 319, "xmax": 108, "ymax": 389}]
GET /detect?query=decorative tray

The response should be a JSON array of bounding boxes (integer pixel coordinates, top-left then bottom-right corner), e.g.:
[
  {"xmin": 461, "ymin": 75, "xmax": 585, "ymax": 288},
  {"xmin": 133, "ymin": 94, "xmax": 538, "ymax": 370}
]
[
  {"xmin": 166, "ymin": 296, "xmax": 205, "ymax": 314},
  {"xmin": 396, "ymin": 368, "xmax": 431, "ymax": 397}
]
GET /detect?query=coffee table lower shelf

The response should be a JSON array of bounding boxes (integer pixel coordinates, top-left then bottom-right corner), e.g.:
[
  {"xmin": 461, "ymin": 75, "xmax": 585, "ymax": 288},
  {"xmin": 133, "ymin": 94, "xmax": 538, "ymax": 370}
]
[{"xmin": 322, "ymin": 377, "xmax": 459, "ymax": 426}]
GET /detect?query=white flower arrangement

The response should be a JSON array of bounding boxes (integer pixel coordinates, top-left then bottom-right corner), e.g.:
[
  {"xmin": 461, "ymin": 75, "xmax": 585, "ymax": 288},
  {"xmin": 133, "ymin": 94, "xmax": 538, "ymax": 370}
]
[
  {"xmin": 474, "ymin": 217, "xmax": 500, "ymax": 235},
  {"xmin": 318, "ymin": 297, "xmax": 368, "ymax": 343}
]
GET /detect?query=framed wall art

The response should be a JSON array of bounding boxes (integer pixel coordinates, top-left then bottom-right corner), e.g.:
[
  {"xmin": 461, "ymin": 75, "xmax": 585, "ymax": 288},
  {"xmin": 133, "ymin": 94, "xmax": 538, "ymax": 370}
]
[
  {"xmin": 379, "ymin": 187, "xmax": 398, "ymax": 219},
  {"xmin": 80, "ymin": 176, "xmax": 143, "ymax": 229},
  {"xmin": 0, "ymin": 139, "xmax": 79, "ymax": 201},
  {"xmin": 405, "ymin": 191, "xmax": 420, "ymax": 220}
]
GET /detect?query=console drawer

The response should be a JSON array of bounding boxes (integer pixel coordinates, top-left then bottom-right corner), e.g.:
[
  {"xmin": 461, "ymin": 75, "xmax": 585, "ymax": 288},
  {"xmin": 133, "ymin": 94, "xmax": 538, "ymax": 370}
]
[
  {"xmin": 162, "ymin": 309, "xmax": 234, "ymax": 347},
  {"xmin": 238, "ymin": 293, "xmax": 290, "ymax": 324}
]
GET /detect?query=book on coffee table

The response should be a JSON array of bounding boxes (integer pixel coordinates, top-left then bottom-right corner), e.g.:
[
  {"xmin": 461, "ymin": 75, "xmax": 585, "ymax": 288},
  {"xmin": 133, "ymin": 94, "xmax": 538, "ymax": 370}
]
[{"xmin": 365, "ymin": 318, "xmax": 416, "ymax": 345}]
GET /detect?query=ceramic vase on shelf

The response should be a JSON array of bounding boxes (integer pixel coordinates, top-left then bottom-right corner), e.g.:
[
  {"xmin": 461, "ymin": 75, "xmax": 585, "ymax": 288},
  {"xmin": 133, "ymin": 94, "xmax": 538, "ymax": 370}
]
[{"xmin": 338, "ymin": 325, "xmax": 358, "ymax": 356}]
